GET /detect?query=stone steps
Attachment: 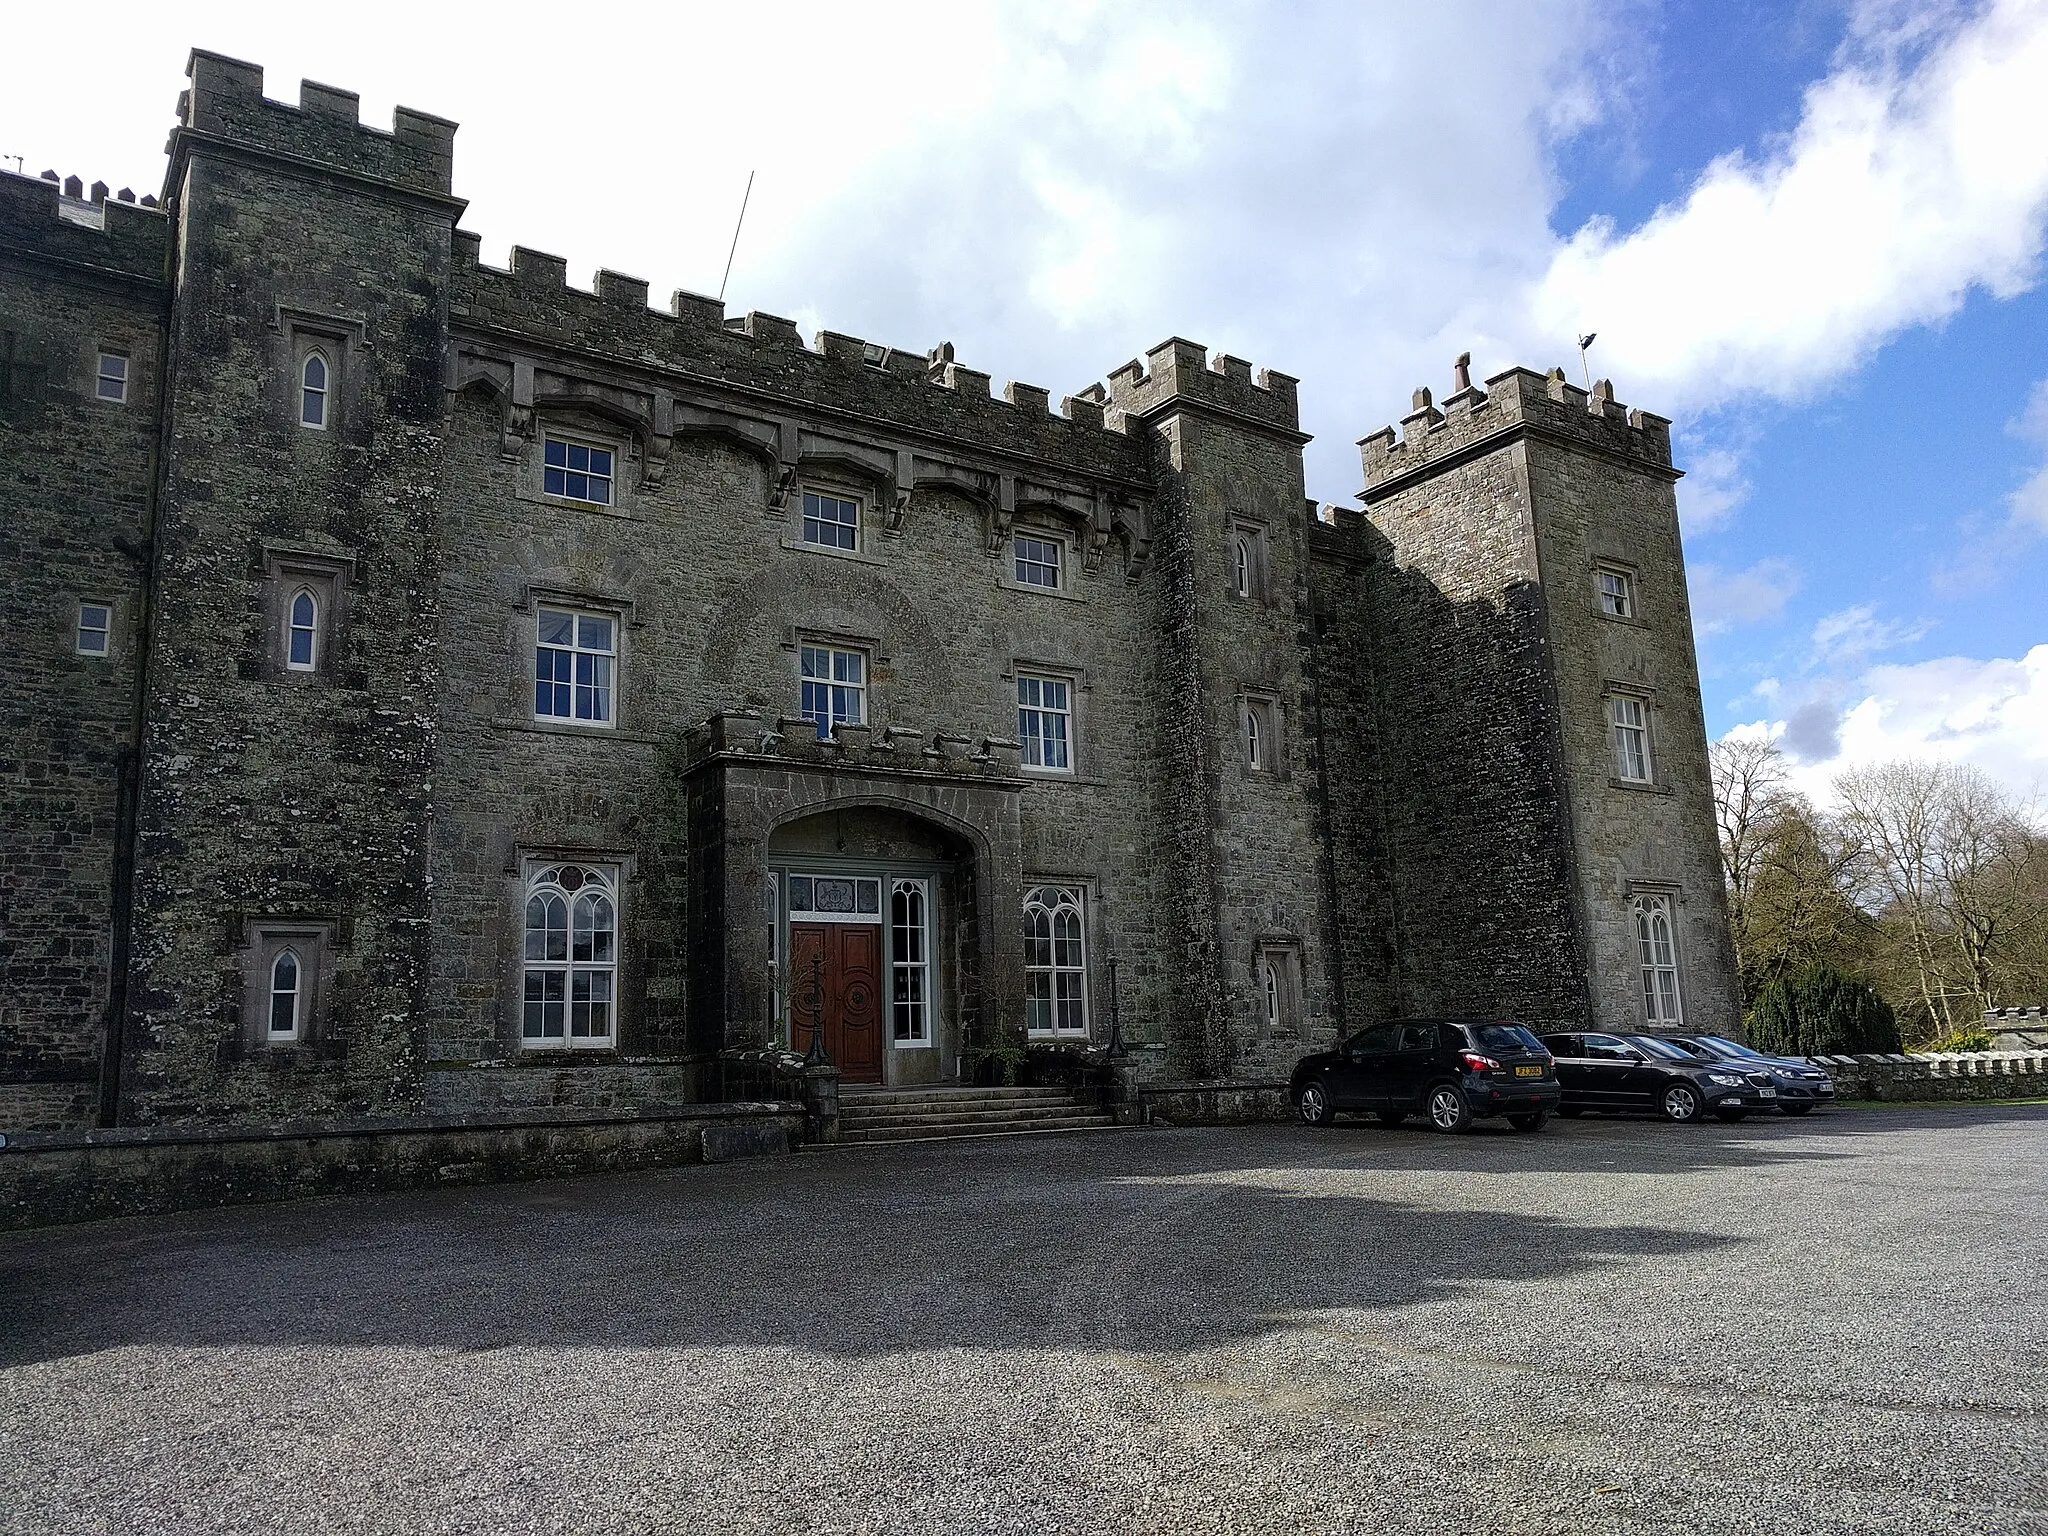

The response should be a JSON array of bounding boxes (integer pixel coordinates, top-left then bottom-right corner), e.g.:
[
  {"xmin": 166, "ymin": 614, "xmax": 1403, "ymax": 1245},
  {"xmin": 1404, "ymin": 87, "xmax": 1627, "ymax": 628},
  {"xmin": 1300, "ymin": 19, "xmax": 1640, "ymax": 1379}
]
[{"xmin": 835, "ymin": 1085, "xmax": 1119, "ymax": 1144}]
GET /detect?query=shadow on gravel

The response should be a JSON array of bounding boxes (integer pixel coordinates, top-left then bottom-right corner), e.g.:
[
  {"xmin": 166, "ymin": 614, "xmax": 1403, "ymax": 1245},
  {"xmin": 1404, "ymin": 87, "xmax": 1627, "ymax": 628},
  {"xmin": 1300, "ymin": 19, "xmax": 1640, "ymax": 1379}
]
[
  {"xmin": 0, "ymin": 1126, "xmax": 1743, "ymax": 1369},
  {"xmin": 4, "ymin": 1105, "xmax": 2036, "ymax": 1370}
]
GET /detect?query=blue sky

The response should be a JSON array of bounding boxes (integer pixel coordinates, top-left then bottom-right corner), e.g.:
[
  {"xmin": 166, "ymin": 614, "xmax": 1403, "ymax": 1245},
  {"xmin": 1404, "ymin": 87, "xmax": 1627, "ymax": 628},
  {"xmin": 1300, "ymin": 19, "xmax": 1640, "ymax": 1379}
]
[{"xmin": 8, "ymin": 0, "xmax": 2046, "ymax": 805}]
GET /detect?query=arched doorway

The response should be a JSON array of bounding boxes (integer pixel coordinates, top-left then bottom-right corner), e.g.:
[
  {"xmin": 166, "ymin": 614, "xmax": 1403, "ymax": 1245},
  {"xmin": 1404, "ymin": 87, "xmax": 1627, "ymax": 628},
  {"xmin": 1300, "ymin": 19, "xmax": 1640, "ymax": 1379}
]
[{"xmin": 766, "ymin": 806, "xmax": 978, "ymax": 1086}]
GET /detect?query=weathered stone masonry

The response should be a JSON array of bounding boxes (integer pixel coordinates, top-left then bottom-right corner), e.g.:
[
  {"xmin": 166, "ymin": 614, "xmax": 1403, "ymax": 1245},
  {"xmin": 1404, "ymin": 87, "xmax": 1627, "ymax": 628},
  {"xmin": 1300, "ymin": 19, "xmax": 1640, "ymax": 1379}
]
[{"xmin": 0, "ymin": 51, "xmax": 1738, "ymax": 1131}]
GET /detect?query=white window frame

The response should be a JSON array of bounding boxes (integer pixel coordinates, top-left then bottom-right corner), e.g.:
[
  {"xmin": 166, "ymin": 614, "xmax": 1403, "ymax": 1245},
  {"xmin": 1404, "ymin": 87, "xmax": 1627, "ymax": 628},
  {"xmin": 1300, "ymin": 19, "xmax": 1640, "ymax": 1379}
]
[
  {"xmin": 799, "ymin": 642, "xmax": 867, "ymax": 739},
  {"xmin": 1017, "ymin": 672, "xmax": 1073, "ymax": 774},
  {"xmin": 1240, "ymin": 694, "xmax": 1280, "ymax": 775},
  {"xmin": 267, "ymin": 949, "xmax": 303, "ymax": 1040},
  {"xmin": 543, "ymin": 434, "xmax": 616, "ymax": 507},
  {"xmin": 300, "ymin": 350, "xmax": 330, "ymax": 430},
  {"xmin": 1263, "ymin": 959, "xmax": 1281, "ymax": 1033},
  {"xmin": 95, "ymin": 351, "xmax": 128, "ymax": 404},
  {"xmin": 890, "ymin": 877, "xmax": 933, "ymax": 1047},
  {"xmin": 767, "ymin": 870, "xmax": 782, "ymax": 1035},
  {"xmin": 521, "ymin": 863, "xmax": 619, "ymax": 1050},
  {"xmin": 1012, "ymin": 531, "xmax": 1063, "ymax": 591},
  {"xmin": 75, "ymin": 601, "xmax": 112, "ymax": 657},
  {"xmin": 1634, "ymin": 893, "xmax": 1683, "ymax": 1027},
  {"xmin": 286, "ymin": 587, "xmax": 319, "ymax": 672},
  {"xmin": 1232, "ymin": 534, "xmax": 1253, "ymax": 598},
  {"xmin": 534, "ymin": 606, "xmax": 618, "ymax": 727},
  {"xmin": 1611, "ymin": 693, "xmax": 1652, "ymax": 783},
  {"xmin": 1023, "ymin": 884, "xmax": 1089, "ymax": 1037},
  {"xmin": 1597, "ymin": 566, "xmax": 1635, "ymax": 619},
  {"xmin": 800, "ymin": 488, "xmax": 862, "ymax": 553}
]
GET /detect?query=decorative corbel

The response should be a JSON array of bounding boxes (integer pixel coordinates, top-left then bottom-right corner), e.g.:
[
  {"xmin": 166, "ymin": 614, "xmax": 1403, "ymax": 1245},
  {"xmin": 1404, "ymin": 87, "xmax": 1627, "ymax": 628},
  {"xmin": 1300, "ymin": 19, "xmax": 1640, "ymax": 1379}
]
[
  {"xmin": 500, "ymin": 358, "xmax": 536, "ymax": 461},
  {"xmin": 1082, "ymin": 490, "xmax": 1113, "ymax": 574},
  {"xmin": 885, "ymin": 449, "xmax": 914, "ymax": 535},
  {"xmin": 768, "ymin": 418, "xmax": 802, "ymax": 514},
  {"xmin": 1113, "ymin": 496, "xmax": 1152, "ymax": 584},
  {"xmin": 643, "ymin": 389, "xmax": 674, "ymax": 490},
  {"xmin": 984, "ymin": 472, "xmax": 1017, "ymax": 554}
]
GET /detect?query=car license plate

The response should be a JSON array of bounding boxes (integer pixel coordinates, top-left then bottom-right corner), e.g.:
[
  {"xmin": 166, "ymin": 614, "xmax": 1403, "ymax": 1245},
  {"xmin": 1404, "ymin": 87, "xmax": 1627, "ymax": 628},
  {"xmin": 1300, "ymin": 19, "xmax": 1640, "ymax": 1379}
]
[
  {"xmin": 1514, "ymin": 1065, "xmax": 1543, "ymax": 1077},
  {"xmin": 1759, "ymin": 1088, "xmax": 1777, "ymax": 1098}
]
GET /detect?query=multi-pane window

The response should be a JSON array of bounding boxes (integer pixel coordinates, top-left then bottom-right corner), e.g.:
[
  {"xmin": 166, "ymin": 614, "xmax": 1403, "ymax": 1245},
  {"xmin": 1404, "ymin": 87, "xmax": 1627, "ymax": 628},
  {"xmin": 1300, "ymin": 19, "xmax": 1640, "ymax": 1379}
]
[
  {"xmin": 95, "ymin": 352, "xmax": 127, "ymax": 403},
  {"xmin": 1017, "ymin": 674, "xmax": 1071, "ymax": 772},
  {"xmin": 522, "ymin": 864, "xmax": 617, "ymax": 1047},
  {"xmin": 1598, "ymin": 568, "xmax": 1634, "ymax": 618},
  {"xmin": 300, "ymin": 353, "xmax": 329, "ymax": 429},
  {"xmin": 799, "ymin": 644, "xmax": 865, "ymax": 739},
  {"xmin": 544, "ymin": 438, "xmax": 614, "ymax": 505},
  {"xmin": 268, "ymin": 950, "xmax": 302, "ymax": 1039},
  {"xmin": 1611, "ymin": 695, "xmax": 1651, "ymax": 782},
  {"xmin": 75, "ymin": 602, "xmax": 111, "ymax": 657},
  {"xmin": 1634, "ymin": 894, "xmax": 1682, "ymax": 1026},
  {"xmin": 891, "ymin": 878, "xmax": 931, "ymax": 1044},
  {"xmin": 801, "ymin": 490, "xmax": 860, "ymax": 551},
  {"xmin": 1013, "ymin": 533, "xmax": 1061, "ymax": 589},
  {"xmin": 535, "ymin": 608, "xmax": 615, "ymax": 725},
  {"xmin": 787, "ymin": 874, "xmax": 882, "ymax": 918},
  {"xmin": 1024, "ymin": 885, "xmax": 1088, "ymax": 1036},
  {"xmin": 287, "ymin": 589, "xmax": 318, "ymax": 671}
]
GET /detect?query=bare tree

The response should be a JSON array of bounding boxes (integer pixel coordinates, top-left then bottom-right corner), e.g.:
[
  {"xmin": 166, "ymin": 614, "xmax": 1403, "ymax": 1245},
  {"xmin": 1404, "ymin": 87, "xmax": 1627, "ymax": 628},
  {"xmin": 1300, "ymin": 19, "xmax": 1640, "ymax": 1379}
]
[{"xmin": 1711, "ymin": 735, "xmax": 1792, "ymax": 1001}]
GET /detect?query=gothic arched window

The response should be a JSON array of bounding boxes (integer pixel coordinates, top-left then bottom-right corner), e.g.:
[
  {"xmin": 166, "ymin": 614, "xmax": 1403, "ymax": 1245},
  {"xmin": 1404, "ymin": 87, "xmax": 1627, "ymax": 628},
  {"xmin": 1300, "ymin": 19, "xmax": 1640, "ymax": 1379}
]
[
  {"xmin": 1023, "ymin": 885, "xmax": 1088, "ymax": 1037},
  {"xmin": 523, "ymin": 865, "xmax": 617, "ymax": 1047},
  {"xmin": 268, "ymin": 949, "xmax": 302, "ymax": 1039},
  {"xmin": 300, "ymin": 351, "xmax": 329, "ymax": 429},
  {"xmin": 1634, "ymin": 894, "xmax": 1682, "ymax": 1026},
  {"xmin": 287, "ymin": 588, "xmax": 318, "ymax": 670}
]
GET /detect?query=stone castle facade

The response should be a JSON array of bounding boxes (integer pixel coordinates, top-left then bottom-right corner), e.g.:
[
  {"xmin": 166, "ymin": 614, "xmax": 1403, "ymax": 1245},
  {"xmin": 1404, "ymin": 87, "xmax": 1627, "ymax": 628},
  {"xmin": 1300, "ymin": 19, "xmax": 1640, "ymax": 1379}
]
[{"xmin": 0, "ymin": 51, "xmax": 1737, "ymax": 1131}]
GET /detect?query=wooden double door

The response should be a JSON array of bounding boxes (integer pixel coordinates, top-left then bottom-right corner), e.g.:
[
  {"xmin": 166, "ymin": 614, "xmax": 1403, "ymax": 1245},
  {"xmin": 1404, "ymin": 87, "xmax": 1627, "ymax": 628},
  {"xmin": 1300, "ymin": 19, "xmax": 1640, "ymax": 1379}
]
[{"xmin": 788, "ymin": 922, "xmax": 883, "ymax": 1083}]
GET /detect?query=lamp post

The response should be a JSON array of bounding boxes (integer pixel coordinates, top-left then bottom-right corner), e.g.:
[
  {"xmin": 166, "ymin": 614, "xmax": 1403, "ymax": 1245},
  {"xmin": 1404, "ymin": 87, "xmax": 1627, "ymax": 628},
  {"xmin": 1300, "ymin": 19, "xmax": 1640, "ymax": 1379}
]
[
  {"xmin": 802, "ymin": 950, "xmax": 830, "ymax": 1067},
  {"xmin": 1105, "ymin": 954, "xmax": 1127, "ymax": 1059}
]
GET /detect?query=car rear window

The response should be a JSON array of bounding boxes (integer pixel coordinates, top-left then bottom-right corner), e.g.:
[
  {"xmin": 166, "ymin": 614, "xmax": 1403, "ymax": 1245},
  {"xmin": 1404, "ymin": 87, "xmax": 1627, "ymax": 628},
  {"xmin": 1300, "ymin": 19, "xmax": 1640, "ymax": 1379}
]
[
  {"xmin": 1466, "ymin": 1024, "xmax": 1546, "ymax": 1054},
  {"xmin": 1632, "ymin": 1035, "xmax": 1692, "ymax": 1061}
]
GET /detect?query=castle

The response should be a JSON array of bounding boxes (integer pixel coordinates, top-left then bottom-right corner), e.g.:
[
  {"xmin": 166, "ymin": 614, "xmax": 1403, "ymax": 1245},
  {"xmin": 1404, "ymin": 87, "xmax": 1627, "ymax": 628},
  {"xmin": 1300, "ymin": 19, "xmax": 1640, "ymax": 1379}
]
[{"xmin": 0, "ymin": 51, "xmax": 1736, "ymax": 1132}]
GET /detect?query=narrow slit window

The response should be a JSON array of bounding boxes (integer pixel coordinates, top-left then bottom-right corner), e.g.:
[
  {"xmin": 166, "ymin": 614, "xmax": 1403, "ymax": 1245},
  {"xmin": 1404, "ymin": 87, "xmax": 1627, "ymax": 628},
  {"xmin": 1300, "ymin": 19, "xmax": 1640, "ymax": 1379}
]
[
  {"xmin": 1263, "ymin": 961, "xmax": 1280, "ymax": 1033},
  {"xmin": 300, "ymin": 352, "xmax": 329, "ymax": 429},
  {"xmin": 75, "ymin": 602, "xmax": 111, "ymax": 657},
  {"xmin": 1246, "ymin": 708, "xmax": 1263, "ymax": 770},
  {"xmin": 891, "ymin": 878, "xmax": 931, "ymax": 1044},
  {"xmin": 268, "ymin": 950, "xmax": 302, "ymax": 1039},
  {"xmin": 95, "ymin": 352, "xmax": 128, "ymax": 403},
  {"xmin": 287, "ymin": 588, "xmax": 318, "ymax": 671},
  {"xmin": 1233, "ymin": 536, "xmax": 1252, "ymax": 598}
]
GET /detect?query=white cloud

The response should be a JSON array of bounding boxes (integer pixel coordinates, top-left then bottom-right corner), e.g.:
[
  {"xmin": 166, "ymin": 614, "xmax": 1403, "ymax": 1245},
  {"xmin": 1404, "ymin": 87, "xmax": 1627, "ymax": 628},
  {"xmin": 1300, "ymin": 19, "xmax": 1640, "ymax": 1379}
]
[
  {"xmin": 2007, "ymin": 374, "xmax": 2048, "ymax": 532},
  {"xmin": 1689, "ymin": 558, "xmax": 1802, "ymax": 634},
  {"xmin": 1734, "ymin": 645, "xmax": 2048, "ymax": 810},
  {"xmin": 1808, "ymin": 602, "xmax": 1936, "ymax": 666},
  {"xmin": 1673, "ymin": 443, "xmax": 1752, "ymax": 533},
  {"xmin": 1528, "ymin": 0, "xmax": 2048, "ymax": 415}
]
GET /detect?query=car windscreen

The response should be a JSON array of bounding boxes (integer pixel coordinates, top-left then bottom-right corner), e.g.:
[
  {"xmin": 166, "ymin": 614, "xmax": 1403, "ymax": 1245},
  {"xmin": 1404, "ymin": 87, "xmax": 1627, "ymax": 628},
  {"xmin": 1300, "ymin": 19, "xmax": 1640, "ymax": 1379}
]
[
  {"xmin": 1466, "ymin": 1024, "xmax": 1546, "ymax": 1054},
  {"xmin": 1697, "ymin": 1034, "xmax": 1768, "ymax": 1060},
  {"xmin": 1630, "ymin": 1035, "xmax": 1693, "ymax": 1061}
]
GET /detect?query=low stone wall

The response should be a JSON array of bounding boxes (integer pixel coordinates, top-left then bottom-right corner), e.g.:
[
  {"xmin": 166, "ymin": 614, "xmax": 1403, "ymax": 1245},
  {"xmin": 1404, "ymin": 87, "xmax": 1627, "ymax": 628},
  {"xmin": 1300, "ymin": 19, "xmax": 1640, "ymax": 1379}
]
[
  {"xmin": 1136, "ymin": 1079, "xmax": 1292, "ymax": 1125},
  {"xmin": 425, "ymin": 1059, "xmax": 705, "ymax": 1114},
  {"xmin": 1809, "ymin": 1051, "xmax": 2048, "ymax": 1102},
  {"xmin": 0, "ymin": 1102, "xmax": 803, "ymax": 1233}
]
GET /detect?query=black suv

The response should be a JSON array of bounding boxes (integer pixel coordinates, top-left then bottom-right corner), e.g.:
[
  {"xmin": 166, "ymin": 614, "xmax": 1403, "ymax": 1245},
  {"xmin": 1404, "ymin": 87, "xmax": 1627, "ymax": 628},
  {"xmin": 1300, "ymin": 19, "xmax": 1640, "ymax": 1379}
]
[
  {"xmin": 1292, "ymin": 1020, "xmax": 1560, "ymax": 1133},
  {"xmin": 1670, "ymin": 1034, "xmax": 1836, "ymax": 1114},
  {"xmin": 1541, "ymin": 1031, "xmax": 1779, "ymax": 1122}
]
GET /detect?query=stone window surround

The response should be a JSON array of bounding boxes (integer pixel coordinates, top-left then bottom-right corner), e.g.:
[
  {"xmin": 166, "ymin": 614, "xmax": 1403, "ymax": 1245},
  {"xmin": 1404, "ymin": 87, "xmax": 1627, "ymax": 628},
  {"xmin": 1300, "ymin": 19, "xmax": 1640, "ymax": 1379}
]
[
  {"xmin": 512, "ymin": 412, "xmax": 639, "ymax": 519},
  {"xmin": 1624, "ymin": 882, "xmax": 1686, "ymax": 1028},
  {"xmin": 505, "ymin": 846, "xmax": 636, "ymax": 1054},
  {"xmin": 1230, "ymin": 518, "xmax": 1272, "ymax": 602},
  {"xmin": 1003, "ymin": 657, "xmax": 1089, "ymax": 777},
  {"xmin": 540, "ymin": 429, "xmax": 619, "ymax": 508},
  {"xmin": 519, "ymin": 586, "xmax": 634, "ymax": 731},
  {"xmin": 237, "ymin": 917, "xmax": 338, "ymax": 1053},
  {"xmin": 1237, "ymin": 688, "xmax": 1285, "ymax": 777},
  {"xmin": 783, "ymin": 479, "xmax": 887, "ymax": 566},
  {"xmin": 1600, "ymin": 679, "xmax": 1670, "ymax": 793},
  {"xmin": 518, "ymin": 859, "xmax": 623, "ymax": 1051},
  {"xmin": 1253, "ymin": 936, "xmax": 1304, "ymax": 1038},
  {"xmin": 274, "ymin": 306, "xmax": 364, "ymax": 436},
  {"xmin": 1591, "ymin": 556, "xmax": 1647, "ymax": 627},
  {"xmin": 261, "ymin": 547, "xmax": 353, "ymax": 683},
  {"xmin": 999, "ymin": 519, "xmax": 1084, "ymax": 602}
]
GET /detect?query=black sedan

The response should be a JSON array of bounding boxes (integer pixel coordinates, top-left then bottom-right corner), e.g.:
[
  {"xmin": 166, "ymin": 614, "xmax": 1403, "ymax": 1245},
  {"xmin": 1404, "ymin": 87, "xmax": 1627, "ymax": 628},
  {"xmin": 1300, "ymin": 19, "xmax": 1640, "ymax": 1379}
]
[
  {"xmin": 1540, "ymin": 1032, "xmax": 1780, "ymax": 1123},
  {"xmin": 1670, "ymin": 1034, "xmax": 1835, "ymax": 1115},
  {"xmin": 1291, "ymin": 1019, "xmax": 1560, "ymax": 1133}
]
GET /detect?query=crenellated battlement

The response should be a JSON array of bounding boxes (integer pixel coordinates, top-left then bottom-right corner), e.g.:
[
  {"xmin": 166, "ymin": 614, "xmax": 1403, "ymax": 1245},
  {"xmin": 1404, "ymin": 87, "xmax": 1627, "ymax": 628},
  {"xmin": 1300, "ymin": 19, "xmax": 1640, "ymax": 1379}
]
[
  {"xmin": 171, "ymin": 50, "xmax": 457, "ymax": 202},
  {"xmin": 449, "ymin": 231, "xmax": 1146, "ymax": 476},
  {"xmin": 1099, "ymin": 336, "xmax": 1301, "ymax": 435},
  {"xmin": 0, "ymin": 168, "xmax": 169, "ymax": 285},
  {"xmin": 1359, "ymin": 363, "xmax": 1674, "ymax": 496}
]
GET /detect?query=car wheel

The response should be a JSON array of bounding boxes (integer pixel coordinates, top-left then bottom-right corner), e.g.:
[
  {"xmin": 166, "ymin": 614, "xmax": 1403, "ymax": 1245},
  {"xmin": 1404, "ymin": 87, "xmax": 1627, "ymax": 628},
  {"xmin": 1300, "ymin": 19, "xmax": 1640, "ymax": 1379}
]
[
  {"xmin": 1298, "ymin": 1082, "xmax": 1336, "ymax": 1127},
  {"xmin": 1781, "ymin": 1103, "xmax": 1813, "ymax": 1116},
  {"xmin": 1714, "ymin": 1108, "xmax": 1748, "ymax": 1122},
  {"xmin": 1555, "ymin": 1105, "xmax": 1584, "ymax": 1118},
  {"xmin": 1660, "ymin": 1083, "xmax": 1702, "ymax": 1123},
  {"xmin": 1377, "ymin": 1110, "xmax": 1407, "ymax": 1126},
  {"xmin": 1507, "ymin": 1110, "xmax": 1549, "ymax": 1132},
  {"xmin": 1427, "ymin": 1084, "xmax": 1472, "ymax": 1134}
]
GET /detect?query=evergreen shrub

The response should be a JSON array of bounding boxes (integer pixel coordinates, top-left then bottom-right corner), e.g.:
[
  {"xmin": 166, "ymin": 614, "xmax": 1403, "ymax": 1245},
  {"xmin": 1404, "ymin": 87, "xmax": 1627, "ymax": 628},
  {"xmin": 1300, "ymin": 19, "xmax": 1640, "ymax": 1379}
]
[{"xmin": 1745, "ymin": 966, "xmax": 1902, "ymax": 1056}]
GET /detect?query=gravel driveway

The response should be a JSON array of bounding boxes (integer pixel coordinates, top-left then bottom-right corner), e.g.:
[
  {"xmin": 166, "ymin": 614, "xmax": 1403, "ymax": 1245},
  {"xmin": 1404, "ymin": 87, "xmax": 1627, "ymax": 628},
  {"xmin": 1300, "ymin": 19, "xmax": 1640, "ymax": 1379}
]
[{"xmin": 3, "ymin": 1105, "xmax": 2044, "ymax": 1535}]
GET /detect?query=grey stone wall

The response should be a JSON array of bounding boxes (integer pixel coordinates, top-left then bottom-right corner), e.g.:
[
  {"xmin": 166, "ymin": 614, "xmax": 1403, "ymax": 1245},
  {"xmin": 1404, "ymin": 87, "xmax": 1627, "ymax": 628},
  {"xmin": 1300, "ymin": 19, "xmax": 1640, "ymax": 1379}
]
[{"xmin": 0, "ymin": 171, "xmax": 167, "ymax": 1129}]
